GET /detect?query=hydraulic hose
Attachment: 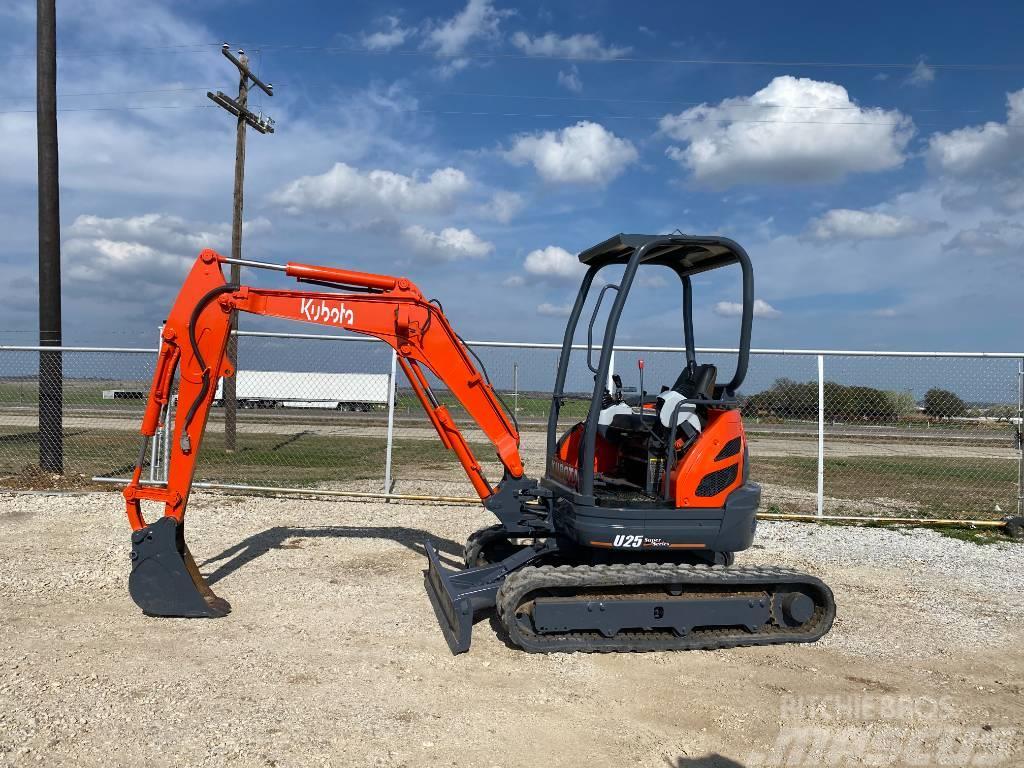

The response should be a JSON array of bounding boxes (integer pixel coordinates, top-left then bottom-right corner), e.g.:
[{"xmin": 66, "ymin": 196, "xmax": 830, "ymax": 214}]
[{"xmin": 180, "ymin": 283, "xmax": 240, "ymax": 453}]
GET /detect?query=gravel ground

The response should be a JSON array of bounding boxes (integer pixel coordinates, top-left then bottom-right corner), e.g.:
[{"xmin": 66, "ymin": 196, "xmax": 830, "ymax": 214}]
[{"xmin": 1, "ymin": 488, "xmax": 1022, "ymax": 767}]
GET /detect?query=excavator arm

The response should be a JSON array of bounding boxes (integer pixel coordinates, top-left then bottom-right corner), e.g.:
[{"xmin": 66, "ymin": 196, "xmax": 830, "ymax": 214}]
[{"xmin": 124, "ymin": 249, "xmax": 524, "ymax": 617}]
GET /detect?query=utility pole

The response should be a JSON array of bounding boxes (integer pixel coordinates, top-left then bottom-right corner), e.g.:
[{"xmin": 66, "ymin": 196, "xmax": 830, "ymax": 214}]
[
  {"xmin": 37, "ymin": 0, "xmax": 62, "ymax": 473},
  {"xmin": 208, "ymin": 44, "xmax": 274, "ymax": 451}
]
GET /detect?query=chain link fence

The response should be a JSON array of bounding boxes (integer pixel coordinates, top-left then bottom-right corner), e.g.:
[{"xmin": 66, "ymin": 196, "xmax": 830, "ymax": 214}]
[{"xmin": 1, "ymin": 335, "xmax": 1021, "ymax": 522}]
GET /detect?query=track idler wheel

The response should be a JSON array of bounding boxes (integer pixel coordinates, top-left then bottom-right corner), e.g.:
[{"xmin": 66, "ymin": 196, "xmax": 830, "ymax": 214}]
[{"xmin": 128, "ymin": 516, "xmax": 230, "ymax": 618}]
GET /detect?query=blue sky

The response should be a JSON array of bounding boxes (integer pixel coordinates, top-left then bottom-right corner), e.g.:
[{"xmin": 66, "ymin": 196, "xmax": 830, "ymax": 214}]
[{"xmin": 0, "ymin": 0, "xmax": 1022, "ymax": 352}]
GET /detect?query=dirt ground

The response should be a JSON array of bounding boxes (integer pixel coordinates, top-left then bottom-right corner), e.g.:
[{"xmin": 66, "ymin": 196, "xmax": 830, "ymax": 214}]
[{"xmin": 1, "ymin": 488, "xmax": 1022, "ymax": 768}]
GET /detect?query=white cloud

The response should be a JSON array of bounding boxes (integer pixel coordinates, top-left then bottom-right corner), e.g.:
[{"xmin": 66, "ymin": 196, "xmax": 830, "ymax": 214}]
[
  {"xmin": 65, "ymin": 213, "xmax": 271, "ymax": 259},
  {"xmin": 435, "ymin": 57, "xmax": 471, "ymax": 79},
  {"xmin": 944, "ymin": 220, "xmax": 1024, "ymax": 257},
  {"xmin": 270, "ymin": 163, "xmax": 471, "ymax": 218},
  {"xmin": 660, "ymin": 76, "xmax": 913, "ymax": 187},
  {"xmin": 426, "ymin": 0, "xmax": 507, "ymax": 56},
  {"xmin": 925, "ymin": 89, "xmax": 1024, "ymax": 214},
  {"xmin": 69, "ymin": 213, "xmax": 213, "ymax": 253},
  {"xmin": 637, "ymin": 273, "xmax": 669, "ymax": 289},
  {"xmin": 927, "ymin": 89, "xmax": 1024, "ymax": 177},
  {"xmin": 537, "ymin": 302, "xmax": 572, "ymax": 317},
  {"xmin": 479, "ymin": 190, "xmax": 524, "ymax": 223},
  {"xmin": 61, "ymin": 213, "xmax": 271, "ymax": 301},
  {"xmin": 401, "ymin": 225, "xmax": 494, "ymax": 261},
  {"xmin": 905, "ymin": 59, "xmax": 936, "ymax": 87},
  {"xmin": 714, "ymin": 299, "xmax": 781, "ymax": 319},
  {"xmin": 806, "ymin": 209, "xmax": 941, "ymax": 241},
  {"xmin": 505, "ymin": 121, "xmax": 638, "ymax": 184},
  {"xmin": 510, "ymin": 31, "xmax": 631, "ymax": 59},
  {"xmin": 523, "ymin": 245, "xmax": 584, "ymax": 281},
  {"xmin": 557, "ymin": 64, "xmax": 583, "ymax": 93},
  {"xmin": 361, "ymin": 15, "xmax": 412, "ymax": 51}
]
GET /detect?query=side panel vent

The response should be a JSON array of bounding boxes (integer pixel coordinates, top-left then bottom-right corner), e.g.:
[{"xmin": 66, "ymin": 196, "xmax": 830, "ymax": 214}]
[
  {"xmin": 696, "ymin": 463, "xmax": 738, "ymax": 497},
  {"xmin": 715, "ymin": 437, "xmax": 742, "ymax": 461}
]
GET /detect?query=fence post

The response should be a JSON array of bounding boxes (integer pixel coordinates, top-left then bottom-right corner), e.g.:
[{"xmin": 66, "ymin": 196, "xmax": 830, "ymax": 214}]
[
  {"xmin": 513, "ymin": 361, "xmax": 519, "ymax": 422},
  {"xmin": 817, "ymin": 354, "xmax": 825, "ymax": 518},
  {"xmin": 163, "ymin": 388, "xmax": 173, "ymax": 484},
  {"xmin": 149, "ymin": 325, "xmax": 163, "ymax": 482},
  {"xmin": 383, "ymin": 347, "xmax": 398, "ymax": 495},
  {"xmin": 1018, "ymin": 359, "xmax": 1023, "ymax": 516}
]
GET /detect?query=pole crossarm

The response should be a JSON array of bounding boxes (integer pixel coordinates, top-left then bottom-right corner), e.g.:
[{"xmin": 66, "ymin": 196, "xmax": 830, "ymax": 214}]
[
  {"xmin": 206, "ymin": 90, "xmax": 274, "ymax": 133},
  {"xmin": 220, "ymin": 44, "xmax": 273, "ymax": 96}
]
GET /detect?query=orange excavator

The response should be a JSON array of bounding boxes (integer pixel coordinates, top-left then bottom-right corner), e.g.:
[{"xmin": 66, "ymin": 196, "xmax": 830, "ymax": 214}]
[{"xmin": 124, "ymin": 234, "xmax": 835, "ymax": 653}]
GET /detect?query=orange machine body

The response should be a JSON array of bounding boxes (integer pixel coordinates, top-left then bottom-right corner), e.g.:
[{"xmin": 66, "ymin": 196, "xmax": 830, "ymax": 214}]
[
  {"xmin": 669, "ymin": 408, "xmax": 746, "ymax": 508},
  {"xmin": 551, "ymin": 407, "xmax": 746, "ymax": 510}
]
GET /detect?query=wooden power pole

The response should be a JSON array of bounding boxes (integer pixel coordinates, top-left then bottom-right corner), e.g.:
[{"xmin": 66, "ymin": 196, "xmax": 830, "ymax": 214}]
[
  {"xmin": 37, "ymin": 0, "xmax": 63, "ymax": 473},
  {"xmin": 207, "ymin": 44, "xmax": 274, "ymax": 451}
]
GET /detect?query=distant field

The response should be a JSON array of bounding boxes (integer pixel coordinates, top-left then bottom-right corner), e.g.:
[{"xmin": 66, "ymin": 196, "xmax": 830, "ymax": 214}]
[
  {"xmin": 0, "ymin": 426, "xmax": 487, "ymax": 487},
  {"xmin": 0, "ymin": 420, "xmax": 1015, "ymax": 518},
  {"xmin": 753, "ymin": 455, "xmax": 1017, "ymax": 518}
]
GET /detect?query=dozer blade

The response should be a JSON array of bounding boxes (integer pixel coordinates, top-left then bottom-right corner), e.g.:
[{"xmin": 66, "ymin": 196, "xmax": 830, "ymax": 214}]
[
  {"xmin": 128, "ymin": 516, "xmax": 231, "ymax": 618},
  {"xmin": 424, "ymin": 540, "xmax": 551, "ymax": 654},
  {"xmin": 424, "ymin": 541, "xmax": 513, "ymax": 654}
]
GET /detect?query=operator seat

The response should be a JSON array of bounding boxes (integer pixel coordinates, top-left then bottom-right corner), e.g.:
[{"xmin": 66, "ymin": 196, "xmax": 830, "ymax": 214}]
[{"xmin": 656, "ymin": 362, "xmax": 717, "ymax": 436}]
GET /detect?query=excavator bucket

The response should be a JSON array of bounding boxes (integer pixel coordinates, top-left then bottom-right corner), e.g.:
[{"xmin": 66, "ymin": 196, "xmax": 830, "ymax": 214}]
[{"xmin": 128, "ymin": 516, "xmax": 230, "ymax": 618}]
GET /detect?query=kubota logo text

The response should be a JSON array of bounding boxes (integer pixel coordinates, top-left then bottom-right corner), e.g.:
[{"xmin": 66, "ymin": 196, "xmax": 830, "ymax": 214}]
[{"xmin": 300, "ymin": 298, "xmax": 355, "ymax": 326}]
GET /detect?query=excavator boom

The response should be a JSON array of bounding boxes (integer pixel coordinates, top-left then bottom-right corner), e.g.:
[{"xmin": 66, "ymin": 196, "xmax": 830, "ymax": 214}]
[{"xmin": 124, "ymin": 249, "xmax": 523, "ymax": 616}]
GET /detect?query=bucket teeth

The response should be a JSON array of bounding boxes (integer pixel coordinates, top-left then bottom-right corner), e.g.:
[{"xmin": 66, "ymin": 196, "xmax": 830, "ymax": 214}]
[{"xmin": 128, "ymin": 516, "xmax": 231, "ymax": 618}]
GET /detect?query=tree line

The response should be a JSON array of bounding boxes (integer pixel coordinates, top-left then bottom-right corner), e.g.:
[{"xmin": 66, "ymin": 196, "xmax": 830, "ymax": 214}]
[{"xmin": 741, "ymin": 378, "xmax": 969, "ymax": 422}]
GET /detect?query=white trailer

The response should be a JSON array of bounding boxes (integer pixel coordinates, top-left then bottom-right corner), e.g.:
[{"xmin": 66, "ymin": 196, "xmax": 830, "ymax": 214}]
[{"xmin": 214, "ymin": 371, "xmax": 390, "ymax": 411}]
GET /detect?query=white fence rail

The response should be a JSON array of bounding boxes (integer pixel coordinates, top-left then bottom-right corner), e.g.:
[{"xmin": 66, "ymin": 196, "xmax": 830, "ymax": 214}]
[{"xmin": 0, "ymin": 333, "xmax": 1020, "ymax": 522}]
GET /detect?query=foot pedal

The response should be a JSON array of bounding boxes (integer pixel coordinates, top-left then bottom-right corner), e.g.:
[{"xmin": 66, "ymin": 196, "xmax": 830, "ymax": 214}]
[{"xmin": 129, "ymin": 516, "xmax": 230, "ymax": 618}]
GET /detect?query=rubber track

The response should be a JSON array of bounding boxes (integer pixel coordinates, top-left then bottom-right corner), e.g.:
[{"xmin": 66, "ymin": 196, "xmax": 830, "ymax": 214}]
[
  {"xmin": 496, "ymin": 563, "xmax": 836, "ymax": 653},
  {"xmin": 462, "ymin": 525, "xmax": 505, "ymax": 568}
]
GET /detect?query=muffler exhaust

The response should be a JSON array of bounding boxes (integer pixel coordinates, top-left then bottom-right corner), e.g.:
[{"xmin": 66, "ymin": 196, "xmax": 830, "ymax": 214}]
[{"xmin": 128, "ymin": 516, "xmax": 230, "ymax": 618}]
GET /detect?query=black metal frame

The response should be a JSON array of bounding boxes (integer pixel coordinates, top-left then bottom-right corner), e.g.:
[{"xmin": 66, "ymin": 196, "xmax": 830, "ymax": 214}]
[
  {"xmin": 544, "ymin": 234, "xmax": 755, "ymax": 499},
  {"xmin": 424, "ymin": 233, "xmax": 761, "ymax": 655}
]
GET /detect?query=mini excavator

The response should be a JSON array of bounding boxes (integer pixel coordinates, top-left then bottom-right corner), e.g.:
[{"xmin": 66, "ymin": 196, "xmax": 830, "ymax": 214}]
[{"xmin": 124, "ymin": 234, "xmax": 835, "ymax": 654}]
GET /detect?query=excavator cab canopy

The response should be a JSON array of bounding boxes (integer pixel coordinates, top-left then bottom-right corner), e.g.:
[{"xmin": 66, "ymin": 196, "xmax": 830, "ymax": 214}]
[
  {"xmin": 545, "ymin": 233, "xmax": 755, "ymax": 500},
  {"xmin": 578, "ymin": 232, "xmax": 748, "ymax": 276}
]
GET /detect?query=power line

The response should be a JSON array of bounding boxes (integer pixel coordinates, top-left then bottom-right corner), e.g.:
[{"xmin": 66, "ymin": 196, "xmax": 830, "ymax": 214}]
[
  {"xmin": 0, "ymin": 82, "xmax": 992, "ymax": 122},
  {"xmin": 0, "ymin": 103, "xmax": 955, "ymax": 127},
  {"xmin": 410, "ymin": 109, "xmax": 922, "ymax": 126},
  {"xmin": 1, "ymin": 87, "xmax": 216, "ymax": 102},
  {"xmin": 0, "ymin": 104, "xmax": 217, "ymax": 114},
  {"xmin": 417, "ymin": 90, "xmax": 985, "ymax": 114},
  {"xmin": 5, "ymin": 41, "xmax": 1021, "ymax": 72},
  {"xmin": 6, "ymin": 42, "xmax": 221, "ymax": 58},
  {"xmin": 183, "ymin": 45, "xmax": 1024, "ymax": 72}
]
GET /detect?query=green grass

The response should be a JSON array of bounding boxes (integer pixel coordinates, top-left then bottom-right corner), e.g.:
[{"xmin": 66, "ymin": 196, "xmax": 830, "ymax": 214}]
[
  {"xmin": 424, "ymin": 390, "xmax": 590, "ymax": 423},
  {"xmin": 1, "ymin": 417, "xmax": 1016, "ymax": 521},
  {"xmin": 760, "ymin": 503, "xmax": 1014, "ymax": 545},
  {"xmin": 0, "ymin": 426, "xmax": 489, "ymax": 487},
  {"xmin": 0, "ymin": 379, "xmax": 150, "ymax": 408},
  {"xmin": 753, "ymin": 454, "xmax": 1017, "ymax": 518},
  {"xmin": 929, "ymin": 526, "xmax": 1008, "ymax": 545}
]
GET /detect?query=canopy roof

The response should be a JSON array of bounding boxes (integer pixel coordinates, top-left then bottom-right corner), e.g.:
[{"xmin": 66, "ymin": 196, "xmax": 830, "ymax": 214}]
[{"xmin": 577, "ymin": 233, "xmax": 746, "ymax": 276}]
